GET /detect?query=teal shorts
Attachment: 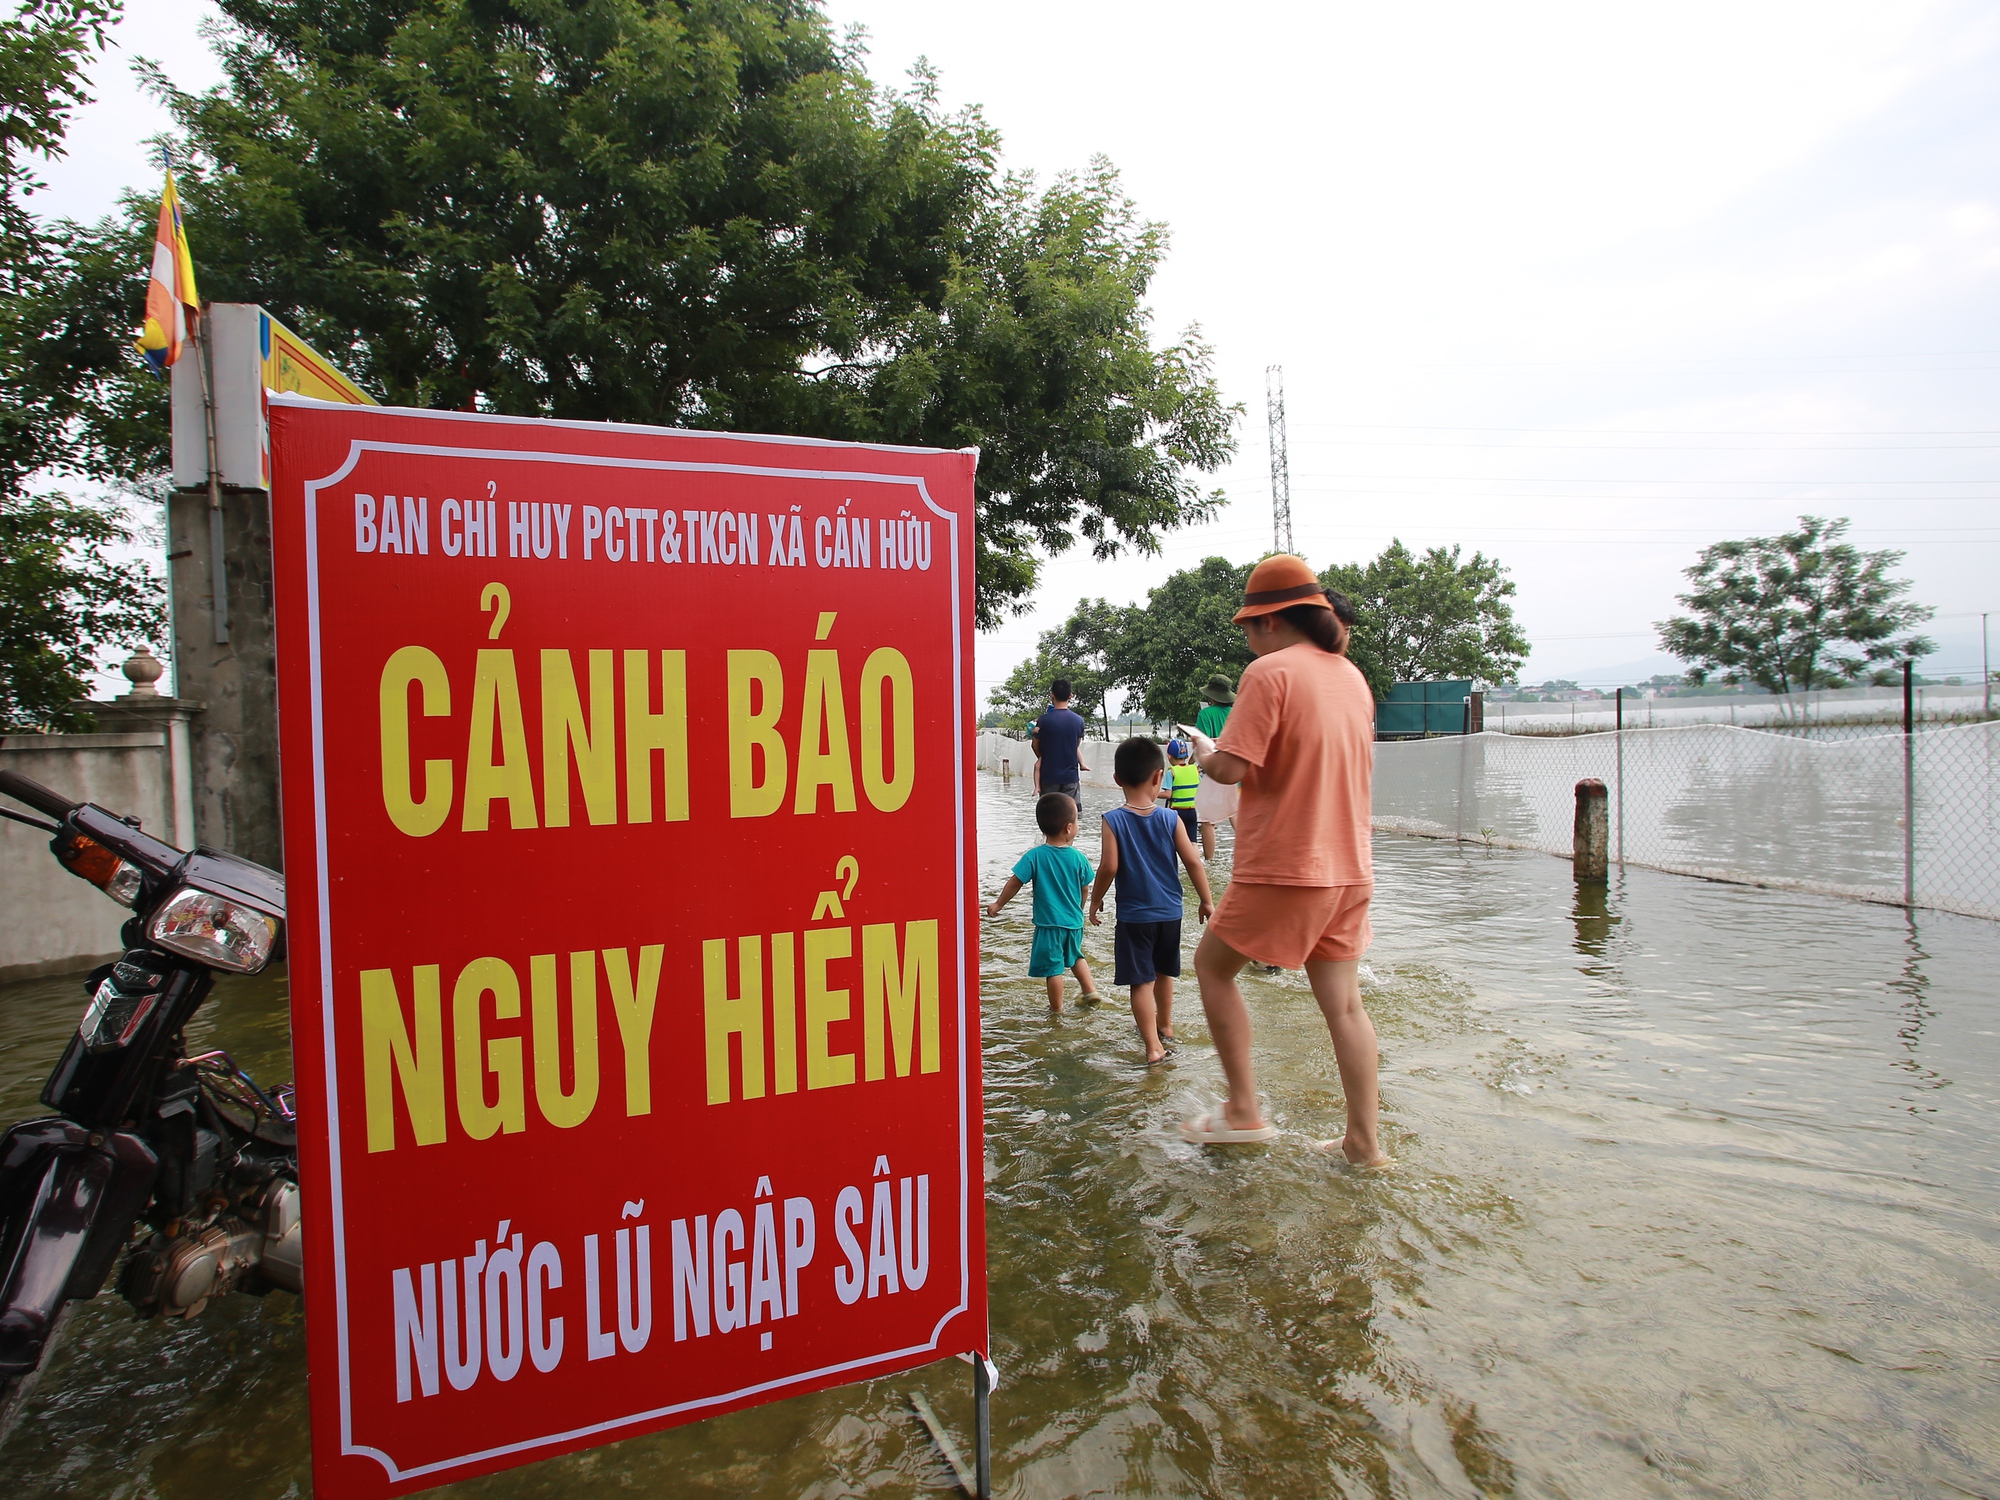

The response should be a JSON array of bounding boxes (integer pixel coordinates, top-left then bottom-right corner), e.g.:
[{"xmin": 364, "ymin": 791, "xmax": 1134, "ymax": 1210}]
[{"xmin": 1029, "ymin": 925, "xmax": 1085, "ymax": 978}]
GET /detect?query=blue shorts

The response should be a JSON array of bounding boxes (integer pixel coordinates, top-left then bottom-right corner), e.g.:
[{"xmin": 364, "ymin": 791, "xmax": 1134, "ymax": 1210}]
[
  {"xmin": 1176, "ymin": 807, "xmax": 1197, "ymax": 841},
  {"xmin": 1114, "ymin": 919, "xmax": 1182, "ymax": 986},
  {"xmin": 1029, "ymin": 925, "xmax": 1084, "ymax": 978}
]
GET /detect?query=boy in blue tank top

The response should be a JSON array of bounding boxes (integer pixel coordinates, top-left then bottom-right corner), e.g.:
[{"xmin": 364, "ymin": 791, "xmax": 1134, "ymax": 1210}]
[{"xmin": 1088, "ymin": 738, "xmax": 1215, "ymax": 1063}]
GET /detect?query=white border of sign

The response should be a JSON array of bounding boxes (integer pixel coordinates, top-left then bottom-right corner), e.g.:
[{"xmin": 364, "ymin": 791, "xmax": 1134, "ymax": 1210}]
[{"xmin": 292, "ymin": 422, "xmax": 972, "ymax": 1483}]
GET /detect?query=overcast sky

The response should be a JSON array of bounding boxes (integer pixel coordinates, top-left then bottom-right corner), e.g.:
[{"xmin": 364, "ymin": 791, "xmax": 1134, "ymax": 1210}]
[{"xmin": 38, "ymin": 1, "xmax": 2000, "ymax": 693}]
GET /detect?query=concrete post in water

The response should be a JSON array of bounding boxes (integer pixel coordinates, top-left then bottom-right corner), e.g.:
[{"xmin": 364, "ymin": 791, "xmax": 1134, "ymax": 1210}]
[
  {"xmin": 1573, "ymin": 778, "xmax": 1608, "ymax": 883},
  {"xmin": 1903, "ymin": 659, "xmax": 1915, "ymax": 907}
]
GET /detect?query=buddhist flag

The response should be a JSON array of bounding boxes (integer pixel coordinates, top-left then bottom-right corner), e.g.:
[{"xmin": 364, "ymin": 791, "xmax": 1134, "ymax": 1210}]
[{"xmin": 135, "ymin": 170, "xmax": 200, "ymax": 376}]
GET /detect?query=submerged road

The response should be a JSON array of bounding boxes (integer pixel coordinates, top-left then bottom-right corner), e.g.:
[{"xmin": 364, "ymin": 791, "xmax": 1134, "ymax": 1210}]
[{"xmin": 3, "ymin": 769, "xmax": 1996, "ymax": 1496}]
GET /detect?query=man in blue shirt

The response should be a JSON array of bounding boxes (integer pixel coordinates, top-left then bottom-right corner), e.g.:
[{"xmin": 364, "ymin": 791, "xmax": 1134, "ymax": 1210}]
[{"xmin": 1031, "ymin": 680, "xmax": 1089, "ymax": 804}]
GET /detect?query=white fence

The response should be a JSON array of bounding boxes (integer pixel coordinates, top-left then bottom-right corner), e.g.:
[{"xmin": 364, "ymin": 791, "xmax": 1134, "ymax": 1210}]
[{"xmin": 1372, "ymin": 723, "xmax": 2000, "ymax": 921}]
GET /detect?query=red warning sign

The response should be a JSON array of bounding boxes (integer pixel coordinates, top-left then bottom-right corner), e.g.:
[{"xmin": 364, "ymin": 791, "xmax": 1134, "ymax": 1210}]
[{"xmin": 267, "ymin": 395, "xmax": 986, "ymax": 1496}]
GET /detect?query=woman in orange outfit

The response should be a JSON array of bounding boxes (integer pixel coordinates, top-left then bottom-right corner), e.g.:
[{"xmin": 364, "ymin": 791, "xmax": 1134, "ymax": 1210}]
[{"xmin": 1178, "ymin": 555, "xmax": 1388, "ymax": 1166}]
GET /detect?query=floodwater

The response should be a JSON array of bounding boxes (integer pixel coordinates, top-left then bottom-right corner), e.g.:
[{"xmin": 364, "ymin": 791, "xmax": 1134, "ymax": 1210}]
[{"xmin": 5, "ymin": 771, "xmax": 2000, "ymax": 1497}]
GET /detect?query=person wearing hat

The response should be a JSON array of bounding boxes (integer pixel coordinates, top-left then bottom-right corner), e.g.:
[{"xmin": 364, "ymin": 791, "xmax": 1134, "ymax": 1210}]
[
  {"xmin": 1193, "ymin": 674, "xmax": 1238, "ymax": 861},
  {"xmin": 1162, "ymin": 738, "xmax": 1201, "ymax": 846},
  {"xmin": 1176, "ymin": 554, "xmax": 1387, "ymax": 1165}
]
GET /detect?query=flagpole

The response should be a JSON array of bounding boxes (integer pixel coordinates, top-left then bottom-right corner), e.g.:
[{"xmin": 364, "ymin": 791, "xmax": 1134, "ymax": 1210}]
[{"xmin": 196, "ymin": 303, "xmax": 230, "ymax": 646}]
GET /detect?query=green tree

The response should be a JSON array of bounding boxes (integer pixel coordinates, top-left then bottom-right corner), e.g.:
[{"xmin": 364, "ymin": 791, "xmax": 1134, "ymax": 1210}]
[
  {"xmin": 0, "ymin": 0, "xmax": 139, "ymax": 495},
  {"xmin": 1656, "ymin": 515, "xmax": 1933, "ymax": 698},
  {"xmin": 1, "ymin": 491, "xmax": 165, "ymax": 729},
  {"xmin": 1322, "ymin": 540, "xmax": 1528, "ymax": 698},
  {"xmin": 0, "ymin": 0, "xmax": 116, "ymax": 273},
  {"xmin": 987, "ymin": 596, "xmax": 1133, "ymax": 732},
  {"xmin": 987, "ymin": 650, "xmax": 1063, "ymax": 732},
  {"xmin": 1111, "ymin": 556, "xmax": 1253, "ymax": 724},
  {"xmin": 121, "ymin": 0, "xmax": 1232, "ymax": 626},
  {"xmin": 0, "ymin": 1, "xmax": 165, "ymax": 728}
]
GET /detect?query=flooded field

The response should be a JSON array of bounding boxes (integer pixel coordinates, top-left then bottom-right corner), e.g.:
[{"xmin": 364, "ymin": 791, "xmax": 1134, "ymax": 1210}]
[{"xmin": 4, "ymin": 770, "xmax": 1999, "ymax": 1497}]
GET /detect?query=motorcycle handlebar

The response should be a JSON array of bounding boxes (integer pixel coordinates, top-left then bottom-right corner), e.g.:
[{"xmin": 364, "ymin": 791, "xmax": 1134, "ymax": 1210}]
[{"xmin": 0, "ymin": 768, "xmax": 79, "ymax": 821}]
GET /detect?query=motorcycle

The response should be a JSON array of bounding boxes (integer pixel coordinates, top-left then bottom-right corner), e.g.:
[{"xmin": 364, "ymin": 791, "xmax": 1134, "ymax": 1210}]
[{"xmin": 0, "ymin": 768, "xmax": 297, "ymax": 1443}]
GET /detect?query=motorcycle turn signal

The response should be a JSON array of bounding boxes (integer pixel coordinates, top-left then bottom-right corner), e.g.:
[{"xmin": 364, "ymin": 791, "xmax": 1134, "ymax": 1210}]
[{"xmin": 53, "ymin": 830, "xmax": 143, "ymax": 907}]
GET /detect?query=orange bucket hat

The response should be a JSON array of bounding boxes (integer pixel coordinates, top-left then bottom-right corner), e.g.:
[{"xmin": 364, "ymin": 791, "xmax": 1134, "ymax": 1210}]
[{"xmin": 1233, "ymin": 554, "xmax": 1330, "ymax": 622}]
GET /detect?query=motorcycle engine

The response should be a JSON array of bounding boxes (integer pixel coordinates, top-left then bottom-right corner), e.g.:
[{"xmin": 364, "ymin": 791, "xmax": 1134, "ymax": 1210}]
[{"xmin": 121, "ymin": 1180, "xmax": 303, "ymax": 1319}]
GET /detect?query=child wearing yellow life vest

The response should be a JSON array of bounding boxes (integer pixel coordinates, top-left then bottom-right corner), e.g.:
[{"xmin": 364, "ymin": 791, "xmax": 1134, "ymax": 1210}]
[{"xmin": 1164, "ymin": 739, "xmax": 1201, "ymax": 848}]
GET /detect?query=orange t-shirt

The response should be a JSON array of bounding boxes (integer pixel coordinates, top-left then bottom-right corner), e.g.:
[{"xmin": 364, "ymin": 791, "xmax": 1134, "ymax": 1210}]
[{"xmin": 1215, "ymin": 643, "xmax": 1374, "ymax": 885}]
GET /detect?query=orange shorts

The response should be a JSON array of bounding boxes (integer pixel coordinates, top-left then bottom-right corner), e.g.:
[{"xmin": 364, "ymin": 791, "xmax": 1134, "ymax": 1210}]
[{"xmin": 1207, "ymin": 881, "xmax": 1373, "ymax": 968}]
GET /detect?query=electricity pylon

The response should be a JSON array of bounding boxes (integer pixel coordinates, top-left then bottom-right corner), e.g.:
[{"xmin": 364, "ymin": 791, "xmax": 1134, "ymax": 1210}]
[{"xmin": 1266, "ymin": 364, "xmax": 1292, "ymax": 554}]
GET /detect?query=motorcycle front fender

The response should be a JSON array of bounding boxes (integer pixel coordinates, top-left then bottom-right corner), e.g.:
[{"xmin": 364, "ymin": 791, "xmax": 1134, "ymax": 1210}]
[{"xmin": 0, "ymin": 1119, "xmax": 157, "ymax": 1378}]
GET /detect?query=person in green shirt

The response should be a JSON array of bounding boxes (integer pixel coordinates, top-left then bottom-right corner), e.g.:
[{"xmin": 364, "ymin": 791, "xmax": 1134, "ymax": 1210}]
[
  {"xmin": 1193, "ymin": 674, "xmax": 1238, "ymax": 861},
  {"xmin": 988, "ymin": 792, "xmax": 1100, "ymax": 1010}
]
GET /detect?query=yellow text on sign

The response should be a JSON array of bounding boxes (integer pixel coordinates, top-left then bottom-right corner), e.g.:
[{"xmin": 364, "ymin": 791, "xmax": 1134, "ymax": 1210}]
[
  {"xmin": 702, "ymin": 920, "xmax": 940, "ymax": 1104},
  {"xmin": 378, "ymin": 646, "xmax": 688, "ymax": 836},
  {"xmin": 726, "ymin": 647, "xmax": 915, "ymax": 818},
  {"xmin": 359, "ymin": 946, "xmax": 663, "ymax": 1151},
  {"xmin": 378, "ymin": 640, "xmax": 919, "ymax": 834}
]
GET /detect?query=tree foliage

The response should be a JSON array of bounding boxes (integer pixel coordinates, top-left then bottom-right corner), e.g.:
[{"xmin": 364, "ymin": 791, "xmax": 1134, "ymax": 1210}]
[
  {"xmin": 1656, "ymin": 515, "xmax": 1933, "ymax": 697},
  {"xmin": 0, "ymin": 2, "xmax": 166, "ymax": 727},
  {"xmin": 0, "ymin": 0, "xmax": 116, "ymax": 265},
  {"xmin": 989, "ymin": 539, "xmax": 1533, "ymax": 731},
  {"xmin": 1, "ymin": 491, "xmax": 165, "ymax": 729},
  {"xmin": 1321, "ymin": 540, "xmax": 1528, "ymax": 699},
  {"xmin": 120, "ymin": 0, "xmax": 1234, "ymax": 625},
  {"xmin": 0, "ymin": 0, "xmax": 144, "ymax": 496},
  {"xmin": 1111, "ymin": 556, "xmax": 1252, "ymax": 724},
  {"xmin": 987, "ymin": 596, "xmax": 1127, "ymax": 732}
]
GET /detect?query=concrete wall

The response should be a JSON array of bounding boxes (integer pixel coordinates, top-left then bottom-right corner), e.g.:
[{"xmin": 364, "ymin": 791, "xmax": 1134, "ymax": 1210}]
[
  {"xmin": 976, "ymin": 732, "xmax": 1120, "ymax": 789},
  {"xmin": 0, "ymin": 731, "xmax": 181, "ymax": 981}
]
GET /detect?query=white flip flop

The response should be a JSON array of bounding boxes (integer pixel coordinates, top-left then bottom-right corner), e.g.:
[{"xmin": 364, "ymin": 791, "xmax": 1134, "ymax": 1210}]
[{"xmin": 1178, "ymin": 1110, "xmax": 1278, "ymax": 1145}]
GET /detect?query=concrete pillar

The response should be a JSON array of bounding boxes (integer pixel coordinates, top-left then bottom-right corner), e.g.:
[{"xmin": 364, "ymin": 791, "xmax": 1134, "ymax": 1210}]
[
  {"xmin": 166, "ymin": 483, "xmax": 283, "ymax": 868},
  {"xmin": 1573, "ymin": 778, "xmax": 1608, "ymax": 882},
  {"xmin": 84, "ymin": 649, "xmax": 201, "ymax": 852}
]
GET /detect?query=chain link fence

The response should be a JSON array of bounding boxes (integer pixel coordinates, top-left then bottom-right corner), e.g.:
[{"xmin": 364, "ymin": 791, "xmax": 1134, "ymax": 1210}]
[
  {"xmin": 1488, "ymin": 680, "xmax": 1995, "ymax": 736},
  {"xmin": 1373, "ymin": 723, "xmax": 2000, "ymax": 921}
]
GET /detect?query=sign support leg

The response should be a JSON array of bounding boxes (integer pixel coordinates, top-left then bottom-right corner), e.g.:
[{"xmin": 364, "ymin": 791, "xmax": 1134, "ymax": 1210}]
[{"xmin": 973, "ymin": 1353, "xmax": 992, "ymax": 1500}]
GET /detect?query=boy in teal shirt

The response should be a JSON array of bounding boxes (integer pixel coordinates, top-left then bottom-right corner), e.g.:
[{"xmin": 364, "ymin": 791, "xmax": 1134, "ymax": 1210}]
[{"xmin": 988, "ymin": 792, "xmax": 1099, "ymax": 1010}]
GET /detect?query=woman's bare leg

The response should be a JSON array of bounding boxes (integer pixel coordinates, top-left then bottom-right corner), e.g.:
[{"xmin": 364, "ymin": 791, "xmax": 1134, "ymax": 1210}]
[
  {"xmin": 1303, "ymin": 959, "xmax": 1387, "ymax": 1165},
  {"xmin": 1200, "ymin": 821, "xmax": 1217, "ymax": 862},
  {"xmin": 1193, "ymin": 930, "xmax": 1264, "ymax": 1128}
]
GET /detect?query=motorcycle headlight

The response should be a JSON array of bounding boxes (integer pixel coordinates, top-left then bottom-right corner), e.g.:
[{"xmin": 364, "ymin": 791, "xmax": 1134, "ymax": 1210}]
[{"xmin": 147, "ymin": 887, "xmax": 281, "ymax": 974}]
